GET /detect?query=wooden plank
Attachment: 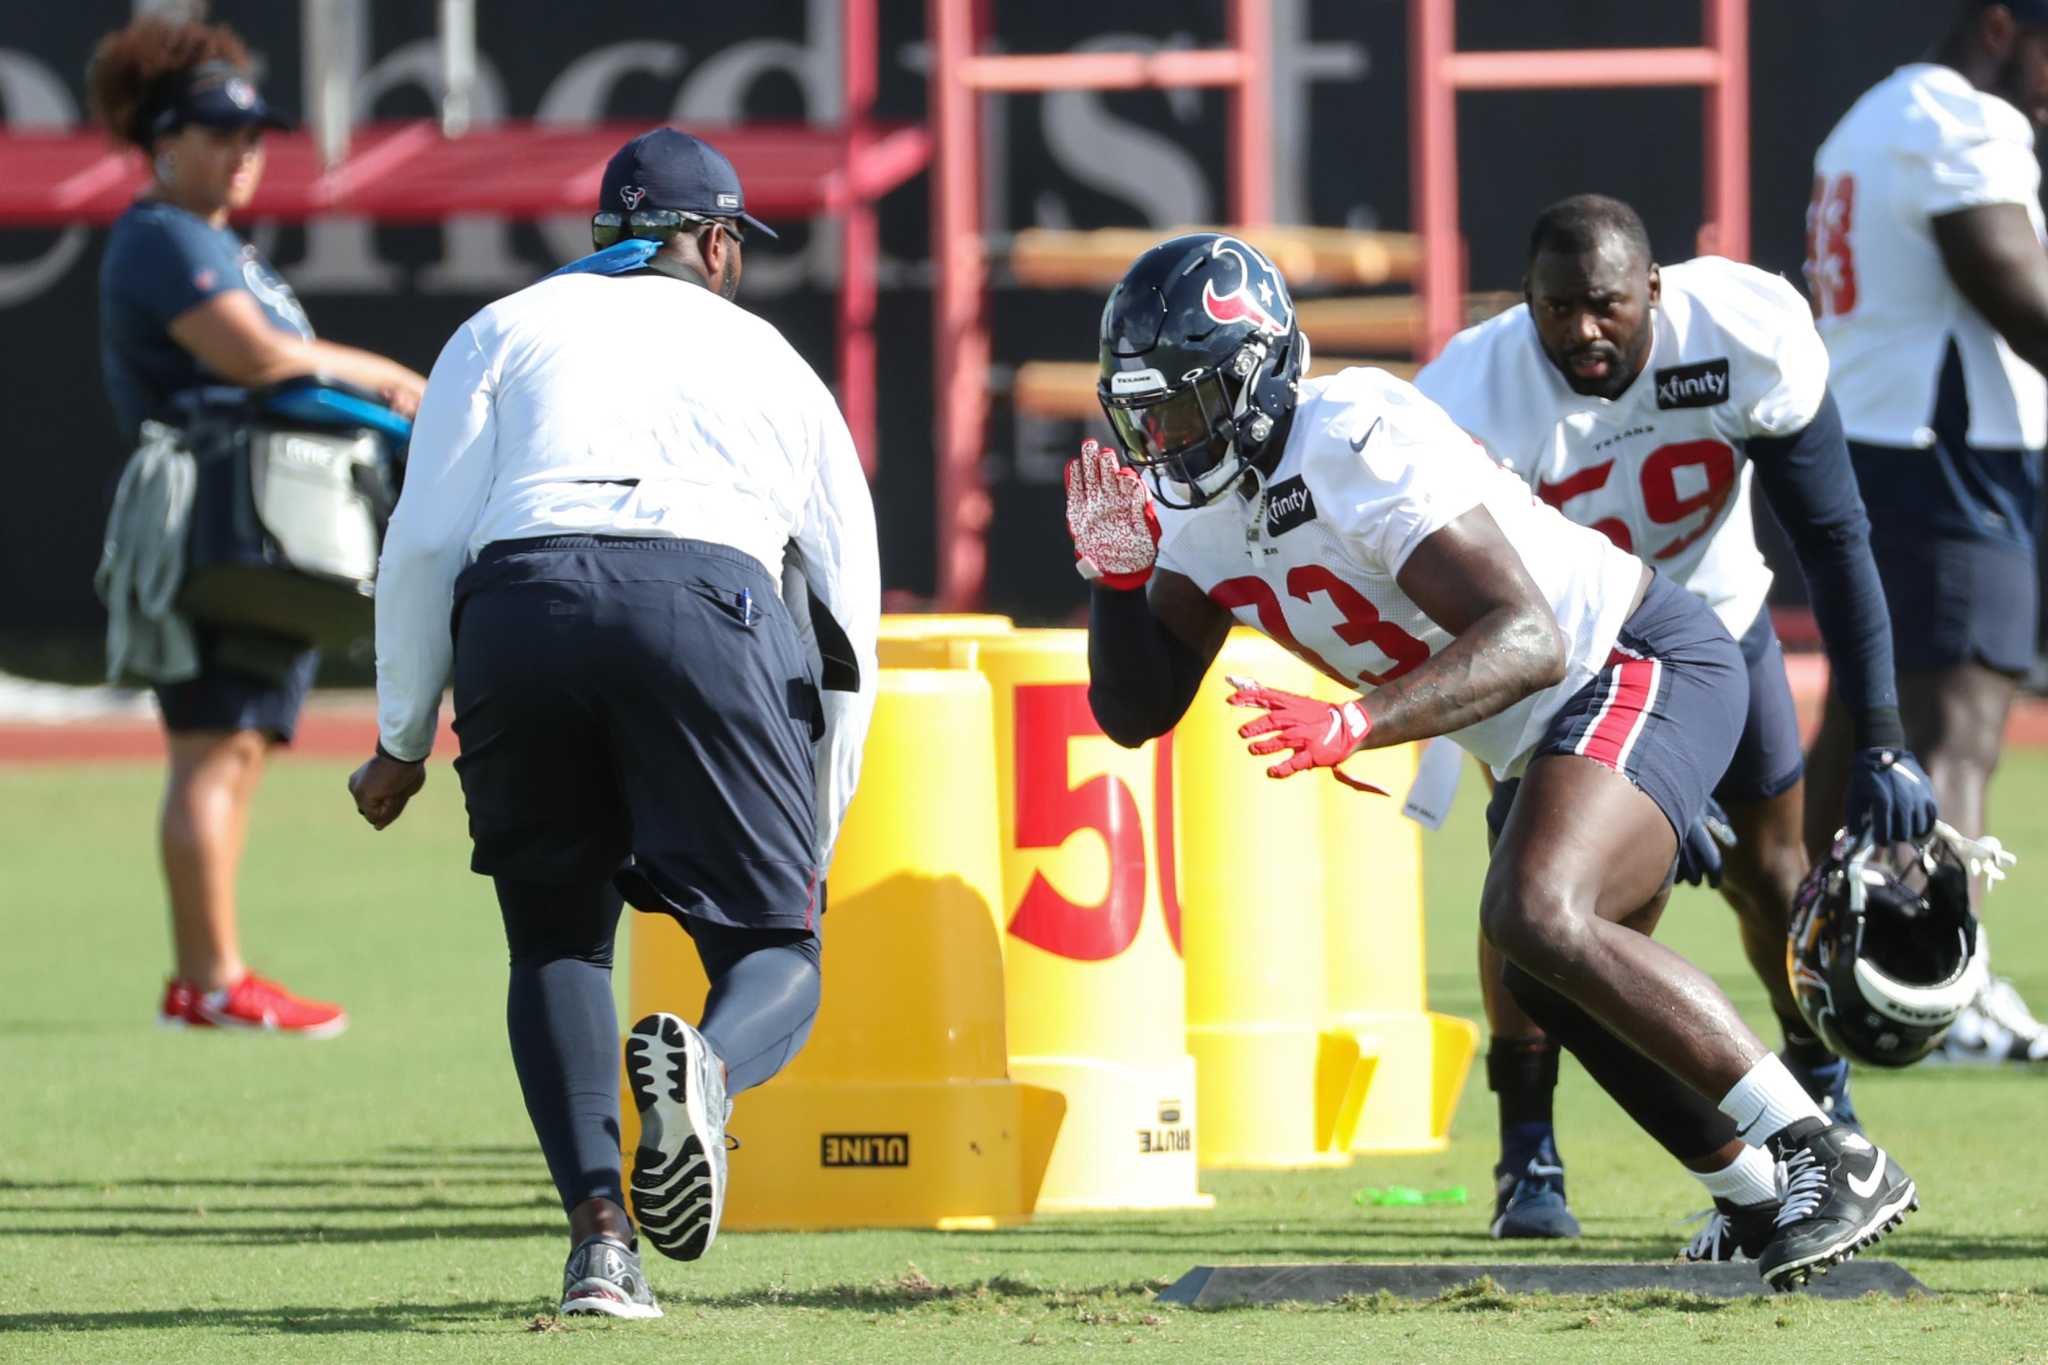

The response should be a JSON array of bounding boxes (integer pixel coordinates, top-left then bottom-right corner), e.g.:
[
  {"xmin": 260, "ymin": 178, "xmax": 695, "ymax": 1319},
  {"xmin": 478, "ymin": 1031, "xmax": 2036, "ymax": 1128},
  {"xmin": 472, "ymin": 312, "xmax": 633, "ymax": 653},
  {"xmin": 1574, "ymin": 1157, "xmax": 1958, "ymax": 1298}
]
[
  {"xmin": 1010, "ymin": 226, "xmax": 1422, "ymax": 290},
  {"xmin": 1013, "ymin": 357, "xmax": 1419, "ymax": 421},
  {"xmin": 1294, "ymin": 292, "xmax": 1517, "ymax": 353}
]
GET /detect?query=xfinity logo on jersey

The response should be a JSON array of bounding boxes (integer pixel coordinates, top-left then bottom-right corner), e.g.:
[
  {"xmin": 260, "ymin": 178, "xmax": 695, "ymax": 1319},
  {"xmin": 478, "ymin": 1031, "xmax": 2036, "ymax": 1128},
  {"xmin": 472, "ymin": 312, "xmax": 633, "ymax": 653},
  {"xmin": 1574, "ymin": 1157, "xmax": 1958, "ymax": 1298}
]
[
  {"xmin": 1654, "ymin": 358, "xmax": 1731, "ymax": 410},
  {"xmin": 1264, "ymin": 476, "xmax": 1317, "ymax": 536}
]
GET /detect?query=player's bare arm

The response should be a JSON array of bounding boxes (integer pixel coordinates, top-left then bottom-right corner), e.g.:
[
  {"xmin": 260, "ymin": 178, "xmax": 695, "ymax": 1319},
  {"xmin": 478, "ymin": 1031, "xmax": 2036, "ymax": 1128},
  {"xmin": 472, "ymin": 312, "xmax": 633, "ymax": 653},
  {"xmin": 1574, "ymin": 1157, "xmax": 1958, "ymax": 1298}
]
[
  {"xmin": 1932, "ymin": 203, "xmax": 2048, "ymax": 375},
  {"xmin": 1357, "ymin": 505, "xmax": 1589, "ymax": 749}
]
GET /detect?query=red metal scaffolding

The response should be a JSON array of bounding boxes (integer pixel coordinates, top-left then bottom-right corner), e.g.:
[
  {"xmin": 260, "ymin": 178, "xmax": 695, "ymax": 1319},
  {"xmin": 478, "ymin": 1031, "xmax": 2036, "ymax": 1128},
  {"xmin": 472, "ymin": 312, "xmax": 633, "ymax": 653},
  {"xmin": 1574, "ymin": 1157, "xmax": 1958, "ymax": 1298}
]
[
  {"xmin": 927, "ymin": 0, "xmax": 1273, "ymax": 609},
  {"xmin": 0, "ymin": 0, "xmax": 923, "ymax": 475},
  {"xmin": 1409, "ymin": 0, "xmax": 1750, "ymax": 358}
]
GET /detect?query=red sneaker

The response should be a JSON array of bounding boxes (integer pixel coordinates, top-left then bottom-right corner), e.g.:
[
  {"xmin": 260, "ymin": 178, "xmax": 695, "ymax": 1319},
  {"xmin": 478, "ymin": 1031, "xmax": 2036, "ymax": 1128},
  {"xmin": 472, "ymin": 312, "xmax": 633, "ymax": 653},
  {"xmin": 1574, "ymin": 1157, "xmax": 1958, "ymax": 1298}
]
[
  {"xmin": 196, "ymin": 972, "xmax": 349, "ymax": 1038},
  {"xmin": 157, "ymin": 978, "xmax": 213, "ymax": 1029}
]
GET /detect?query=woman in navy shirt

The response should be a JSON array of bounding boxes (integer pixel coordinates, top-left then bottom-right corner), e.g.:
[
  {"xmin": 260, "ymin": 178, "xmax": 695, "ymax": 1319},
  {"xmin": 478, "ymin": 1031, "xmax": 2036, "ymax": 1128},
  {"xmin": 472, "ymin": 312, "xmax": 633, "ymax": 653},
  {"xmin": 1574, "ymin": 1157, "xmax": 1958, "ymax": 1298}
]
[{"xmin": 89, "ymin": 11, "xmax": 426, "ymax": 1036}]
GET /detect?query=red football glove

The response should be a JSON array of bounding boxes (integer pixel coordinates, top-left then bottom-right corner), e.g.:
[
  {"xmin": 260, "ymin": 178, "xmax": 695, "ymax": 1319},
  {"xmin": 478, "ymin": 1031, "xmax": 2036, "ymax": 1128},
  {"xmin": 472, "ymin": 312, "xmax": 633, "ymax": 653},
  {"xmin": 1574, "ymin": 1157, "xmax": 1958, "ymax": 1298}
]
[
  {"xmin": 1064, "ymin": 438, "xmax": 1161, "ymax": 590},
  {"xmin": 1225, "ymin": 674, "xmax": 1388, "ymax": 794}
]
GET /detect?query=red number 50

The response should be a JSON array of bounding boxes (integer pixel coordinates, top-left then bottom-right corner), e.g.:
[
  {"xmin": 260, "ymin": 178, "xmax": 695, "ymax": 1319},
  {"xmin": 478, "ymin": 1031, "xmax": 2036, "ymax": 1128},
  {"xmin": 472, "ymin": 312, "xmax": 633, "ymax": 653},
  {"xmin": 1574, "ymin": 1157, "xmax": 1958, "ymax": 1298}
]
[{"xmin": 1007, "ymin": 683, "xmax": 1182, "ymax": 961}]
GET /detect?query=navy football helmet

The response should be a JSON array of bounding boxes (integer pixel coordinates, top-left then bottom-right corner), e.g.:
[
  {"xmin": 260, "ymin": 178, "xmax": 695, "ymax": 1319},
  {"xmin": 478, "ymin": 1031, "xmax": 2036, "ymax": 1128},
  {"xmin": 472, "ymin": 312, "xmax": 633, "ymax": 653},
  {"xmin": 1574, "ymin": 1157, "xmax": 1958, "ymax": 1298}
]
[
  {"xmin": 1788, "ymin": 829, "xmax": 1986, "ymax": 1068},
  {"xmin": 1097, "ymin": 233, "xmax": 1306, "ymax": 508}
]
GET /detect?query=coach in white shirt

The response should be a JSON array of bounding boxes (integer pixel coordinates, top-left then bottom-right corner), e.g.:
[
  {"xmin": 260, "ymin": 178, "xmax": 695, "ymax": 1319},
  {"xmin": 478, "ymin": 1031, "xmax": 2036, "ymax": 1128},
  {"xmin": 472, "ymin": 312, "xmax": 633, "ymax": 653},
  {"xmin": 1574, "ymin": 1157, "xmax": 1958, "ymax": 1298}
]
[
  {"xmin": 347, "ymin": 128, "xmax": 880, "ymax": 1317},
  {"xmin": 1807, "ymin": 0, "xmax": 2048, "ymax": 1063}
]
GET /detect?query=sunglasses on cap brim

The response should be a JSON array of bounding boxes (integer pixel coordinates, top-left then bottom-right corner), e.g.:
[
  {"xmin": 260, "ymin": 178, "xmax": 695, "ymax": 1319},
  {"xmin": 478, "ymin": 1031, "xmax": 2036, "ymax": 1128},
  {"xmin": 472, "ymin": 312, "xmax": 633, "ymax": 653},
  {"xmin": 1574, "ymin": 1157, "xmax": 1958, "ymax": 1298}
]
[{"xmin": 590, "ymin": 209, "xmax": 746, "ymax": 250}]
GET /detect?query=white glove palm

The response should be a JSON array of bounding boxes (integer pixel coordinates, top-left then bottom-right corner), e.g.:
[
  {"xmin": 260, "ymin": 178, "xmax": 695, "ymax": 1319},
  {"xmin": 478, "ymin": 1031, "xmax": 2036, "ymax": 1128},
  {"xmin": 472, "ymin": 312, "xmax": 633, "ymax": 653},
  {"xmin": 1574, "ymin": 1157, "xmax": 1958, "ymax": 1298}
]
[{"xmin": 1064, "ymin": 439, "xmax": 1160, "ymax": 590}]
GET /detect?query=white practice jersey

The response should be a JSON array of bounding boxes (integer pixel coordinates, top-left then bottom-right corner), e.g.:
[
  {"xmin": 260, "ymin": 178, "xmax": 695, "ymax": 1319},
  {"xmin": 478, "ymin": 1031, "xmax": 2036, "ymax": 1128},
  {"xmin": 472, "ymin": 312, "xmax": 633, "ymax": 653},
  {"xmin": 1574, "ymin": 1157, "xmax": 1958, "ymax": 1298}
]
[
  {"xmin": 1811, "ymin": 63, "xmax": 2047, "ymax": 450},
  {"xmin": 1153, "ymin": 367, "xmax": 1644, "ymax": 775},
  {"xmin": 1415, "ymin": 257, "xmax": 1828, "ymax": 638},
  {"xmin": 376, "ymin": 270, "xmax": 881, "ymax": 866}
]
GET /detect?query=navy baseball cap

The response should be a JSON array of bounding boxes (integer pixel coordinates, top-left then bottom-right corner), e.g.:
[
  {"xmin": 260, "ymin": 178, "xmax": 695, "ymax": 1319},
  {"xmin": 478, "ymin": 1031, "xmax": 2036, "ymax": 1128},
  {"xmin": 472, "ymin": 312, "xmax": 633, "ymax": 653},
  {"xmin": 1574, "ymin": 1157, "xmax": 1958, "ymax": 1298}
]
[
  {"xmin": 140, "ymin": 62, "xmax": 292, "ymax": 144},
  {"xmin": 598, "ymin": 128, "xmax": 778, "ymax": 240}
]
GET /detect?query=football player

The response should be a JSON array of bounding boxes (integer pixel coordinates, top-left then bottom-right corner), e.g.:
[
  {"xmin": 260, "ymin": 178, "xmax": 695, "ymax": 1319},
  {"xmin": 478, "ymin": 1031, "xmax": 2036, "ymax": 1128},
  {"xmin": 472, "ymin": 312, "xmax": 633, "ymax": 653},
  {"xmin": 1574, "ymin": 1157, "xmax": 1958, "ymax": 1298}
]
[
  {"xmin": 1807, "ymin": 0, "xmax": 2048, "ymax": 1064},
  {"xmin": 1414, "ymin": 194, "xmax": 1937, "ymax": 1247},
  {"xmin": 1069, "ymin": 232, "xmax": 1920, "ymax": 1289}
]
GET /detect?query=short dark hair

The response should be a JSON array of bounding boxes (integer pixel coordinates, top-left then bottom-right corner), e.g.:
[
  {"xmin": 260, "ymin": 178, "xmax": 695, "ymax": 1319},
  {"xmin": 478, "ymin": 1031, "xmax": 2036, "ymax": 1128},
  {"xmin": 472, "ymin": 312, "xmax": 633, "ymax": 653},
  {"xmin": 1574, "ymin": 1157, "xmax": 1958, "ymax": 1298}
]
[{"xmin": 1526, "ymin": 194, "xmax": 1653, "ymax": 268}]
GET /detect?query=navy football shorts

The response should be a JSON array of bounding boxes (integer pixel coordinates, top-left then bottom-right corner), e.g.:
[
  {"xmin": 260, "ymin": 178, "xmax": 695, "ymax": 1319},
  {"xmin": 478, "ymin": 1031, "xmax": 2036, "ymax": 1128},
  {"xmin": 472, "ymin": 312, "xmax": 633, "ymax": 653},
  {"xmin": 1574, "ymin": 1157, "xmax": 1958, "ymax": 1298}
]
[
  {"xmin": 153, "ymin": 630, "xmax": 318, "ymax": 742},
  {"xmin": 449, "ymin": 535, "xmax": 822, "ymax": 932},
  {"xmin": 1851, "ymin": 439, "xmax": 2040, "ymax": 678},
  {"xmin": 1711, "ymin": 604, "xmax": 1805, "ymax": 806},
  {"xmin": 1487, "ymin": 573, "xmax": 1748, "ymax": 847}
]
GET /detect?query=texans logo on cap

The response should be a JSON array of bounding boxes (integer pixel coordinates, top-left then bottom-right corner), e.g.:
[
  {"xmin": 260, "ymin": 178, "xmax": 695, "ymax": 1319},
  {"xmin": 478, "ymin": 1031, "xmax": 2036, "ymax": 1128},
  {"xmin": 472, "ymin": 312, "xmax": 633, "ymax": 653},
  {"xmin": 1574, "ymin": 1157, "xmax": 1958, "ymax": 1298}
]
[
  {"xmin": 224, "ymin": 77, "xmax": 256, "ymax": 110},
  {"xmin": 619, "ymin": 185, "xmax": 646, "ymax": 209}
]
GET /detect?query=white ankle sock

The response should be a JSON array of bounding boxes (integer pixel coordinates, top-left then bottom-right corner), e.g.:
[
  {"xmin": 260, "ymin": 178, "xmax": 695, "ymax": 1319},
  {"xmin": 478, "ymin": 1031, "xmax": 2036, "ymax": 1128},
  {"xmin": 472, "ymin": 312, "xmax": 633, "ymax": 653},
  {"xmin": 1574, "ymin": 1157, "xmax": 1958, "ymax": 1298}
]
[
  {"xmin": 1694, "ymin": 1144, "xmax": 1780, "ymax": 1207},
  {"xmin": 1717, "ymin": 1053, "xmax": 1827, "ymax": 1146}
]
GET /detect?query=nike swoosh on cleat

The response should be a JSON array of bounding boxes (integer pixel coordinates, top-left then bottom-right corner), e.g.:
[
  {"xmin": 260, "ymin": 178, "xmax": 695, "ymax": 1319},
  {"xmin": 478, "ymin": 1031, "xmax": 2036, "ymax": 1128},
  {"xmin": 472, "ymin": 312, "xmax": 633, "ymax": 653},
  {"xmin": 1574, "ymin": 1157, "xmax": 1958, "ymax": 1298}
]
[{"xmin": 1845, "ymin": 1152, "xmax": 1887, "ymax": 1199}]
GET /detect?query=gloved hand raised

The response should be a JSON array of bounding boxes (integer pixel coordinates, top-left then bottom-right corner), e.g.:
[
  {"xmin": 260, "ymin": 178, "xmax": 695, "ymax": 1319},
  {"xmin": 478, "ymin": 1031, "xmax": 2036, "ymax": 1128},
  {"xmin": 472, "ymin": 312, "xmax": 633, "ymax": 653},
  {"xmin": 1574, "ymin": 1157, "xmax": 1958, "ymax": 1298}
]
[{"xmin": 1063, "ymin": 438, "xmax": 1160, "ymax": 590}]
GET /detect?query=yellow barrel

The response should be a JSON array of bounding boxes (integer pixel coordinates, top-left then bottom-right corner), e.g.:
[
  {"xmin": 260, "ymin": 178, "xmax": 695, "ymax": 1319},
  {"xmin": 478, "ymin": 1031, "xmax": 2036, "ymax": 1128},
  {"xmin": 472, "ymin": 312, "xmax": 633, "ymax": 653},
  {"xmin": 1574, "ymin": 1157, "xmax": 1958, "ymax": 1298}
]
[
  {"xmin": 974, "ymin": 630, "xmax": 1212, "ymax": 1211},
  {"xmin": 625, "ymin": 667, "xmax": 1064, "ymax": 1229},
  {"xmin": 1321, "ymin": 742, "xmax": 1479, "ymax": 1154},
  {"xmin": 1175, "ymin": 630, "xmax": 1376, "ymax": 1168},
  {"xmin": 878, "ymin": 613, "xmax": 1015, "ymax": 669}
]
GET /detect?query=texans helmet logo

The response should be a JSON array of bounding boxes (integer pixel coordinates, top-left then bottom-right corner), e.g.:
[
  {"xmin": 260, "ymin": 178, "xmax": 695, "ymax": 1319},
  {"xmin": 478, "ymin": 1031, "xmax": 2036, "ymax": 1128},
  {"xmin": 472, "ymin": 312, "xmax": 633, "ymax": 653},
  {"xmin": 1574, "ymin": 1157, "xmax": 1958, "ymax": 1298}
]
[
  {"xmin": 1200, "ymin": 237, "xmax": 1292, "ymax": 337},
  {"xmin": 619, "ymin": 185, "xmax": 647, "ymax": 209}
]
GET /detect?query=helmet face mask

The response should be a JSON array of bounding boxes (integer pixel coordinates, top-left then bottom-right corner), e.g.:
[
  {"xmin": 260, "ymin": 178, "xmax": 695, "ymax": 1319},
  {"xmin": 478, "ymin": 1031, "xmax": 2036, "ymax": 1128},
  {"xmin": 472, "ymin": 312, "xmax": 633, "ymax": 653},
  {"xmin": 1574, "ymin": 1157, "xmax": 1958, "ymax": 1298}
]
[
  {"xmin": 1789, "ymin": 831, "xmax": 1986, "ymax": 1068},
  {"xmin": 1096, "ymin": 233, "xmax": 1302, "ymax": 509}
]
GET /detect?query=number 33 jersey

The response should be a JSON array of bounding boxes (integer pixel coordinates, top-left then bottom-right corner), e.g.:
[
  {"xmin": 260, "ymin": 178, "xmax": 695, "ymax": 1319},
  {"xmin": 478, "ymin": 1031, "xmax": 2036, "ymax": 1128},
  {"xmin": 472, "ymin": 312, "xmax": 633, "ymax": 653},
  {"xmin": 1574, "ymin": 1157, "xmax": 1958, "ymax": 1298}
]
[
  {"xmin": 1810, "ymin": 63, "xmax": 2046, "ymax": 451},
  {"xmin": 1152, "ymin": 367, "xmax": 1643, "ymax": 775},
  {"xmin": 1415, "ymin": 256, "xmax": 1829, "ymax": 639}
]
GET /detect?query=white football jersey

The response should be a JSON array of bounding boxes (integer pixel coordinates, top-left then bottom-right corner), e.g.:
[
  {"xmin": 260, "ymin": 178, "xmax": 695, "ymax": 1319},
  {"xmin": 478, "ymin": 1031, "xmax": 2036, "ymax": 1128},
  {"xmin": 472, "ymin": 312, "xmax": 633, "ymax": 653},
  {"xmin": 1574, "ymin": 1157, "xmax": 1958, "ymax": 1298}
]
[
  {"xmin": 1153, "ymin": 367, "xmax": 1644, "ymax": 775},
  {"xmin": 1414, "ymin": 257, "xmax": 1827, "ymax": 638},
  {"xmin": 1810, "ymin": 63, "xmax": 2047, "ymax": 450}
]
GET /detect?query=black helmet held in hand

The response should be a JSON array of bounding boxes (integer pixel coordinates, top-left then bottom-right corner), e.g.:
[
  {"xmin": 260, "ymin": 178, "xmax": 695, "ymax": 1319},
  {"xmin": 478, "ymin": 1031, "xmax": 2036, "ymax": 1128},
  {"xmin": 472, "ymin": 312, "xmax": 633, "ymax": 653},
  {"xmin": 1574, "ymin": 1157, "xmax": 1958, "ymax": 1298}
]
[
  {"xmin": 1097, "ymin": 233, "xmax": 1306, "ymax": 508},
  {"xmin": 1788, "ymin": 829, "xmax": 1987, "ymax": 1068}
]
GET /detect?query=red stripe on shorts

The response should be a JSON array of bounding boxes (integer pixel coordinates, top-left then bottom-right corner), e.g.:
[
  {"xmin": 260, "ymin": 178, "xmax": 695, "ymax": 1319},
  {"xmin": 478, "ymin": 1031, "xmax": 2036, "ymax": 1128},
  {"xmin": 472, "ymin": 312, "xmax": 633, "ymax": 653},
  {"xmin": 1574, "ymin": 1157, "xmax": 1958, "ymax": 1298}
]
[{"xmin": 1577, "ymin": 651, "xmax": 1658, "ymax": 771}]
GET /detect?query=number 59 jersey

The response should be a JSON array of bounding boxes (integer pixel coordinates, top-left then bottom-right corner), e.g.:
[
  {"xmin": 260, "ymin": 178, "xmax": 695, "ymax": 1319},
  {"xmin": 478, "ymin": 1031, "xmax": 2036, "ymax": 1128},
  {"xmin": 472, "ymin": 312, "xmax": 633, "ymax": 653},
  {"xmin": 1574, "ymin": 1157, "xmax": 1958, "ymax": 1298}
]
[
  {"xmin": 1414, "ymin": 257, "xmax": 1828, "ymax": 639},
  {"xmin": 1152, "ymin": 367, "xmax": 1644, "ymax": 776}
]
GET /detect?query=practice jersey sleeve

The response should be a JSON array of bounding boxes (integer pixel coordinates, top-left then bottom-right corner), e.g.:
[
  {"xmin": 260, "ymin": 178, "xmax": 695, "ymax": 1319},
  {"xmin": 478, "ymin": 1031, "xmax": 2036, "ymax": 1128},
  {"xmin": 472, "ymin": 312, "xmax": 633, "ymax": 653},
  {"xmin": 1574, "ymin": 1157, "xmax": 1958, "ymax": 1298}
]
[
  {"xmin": 1329, "ymin": 373, "xmax": 1491, "ymax": 574},
  {"xmin": 375, "ymin": 321, "xmax": 499, "ymax": 761},
  {"xmin": 1411, "ymin": 316, "xmax": 1529, "ymax": 470},
  {"xmin": 1671, "ymin": 257, "xmax": 1830, "ymax": 438},
  {"xmin": 783, "ymin": 372, "xmax": 881, "ymax": 870},
  {"xmin": 1903, "ymin": 77, "xmax": 2043, "ymax": 216}
]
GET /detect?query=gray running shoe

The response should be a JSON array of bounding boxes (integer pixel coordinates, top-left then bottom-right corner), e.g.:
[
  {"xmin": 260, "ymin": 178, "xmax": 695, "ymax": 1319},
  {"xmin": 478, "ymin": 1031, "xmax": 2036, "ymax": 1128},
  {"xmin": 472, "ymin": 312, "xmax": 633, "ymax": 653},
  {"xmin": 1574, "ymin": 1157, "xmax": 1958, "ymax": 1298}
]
[
  {"xmin": 560, "ymin": 1234, "xmax": 661, "ymax": 1319},
  {"xmin": 627, "ymin": 1012, "xmax": 729, "ymax": 1261}
]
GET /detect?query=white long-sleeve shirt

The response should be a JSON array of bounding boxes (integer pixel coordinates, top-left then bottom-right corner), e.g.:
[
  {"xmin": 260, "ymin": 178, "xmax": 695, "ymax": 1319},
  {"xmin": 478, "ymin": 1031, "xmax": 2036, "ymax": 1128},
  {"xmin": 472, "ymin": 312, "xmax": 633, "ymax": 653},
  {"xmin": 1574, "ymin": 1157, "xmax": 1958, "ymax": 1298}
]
[{"xmin": 374, "ymin": 268, "xmax": 880, "ymax": 866}]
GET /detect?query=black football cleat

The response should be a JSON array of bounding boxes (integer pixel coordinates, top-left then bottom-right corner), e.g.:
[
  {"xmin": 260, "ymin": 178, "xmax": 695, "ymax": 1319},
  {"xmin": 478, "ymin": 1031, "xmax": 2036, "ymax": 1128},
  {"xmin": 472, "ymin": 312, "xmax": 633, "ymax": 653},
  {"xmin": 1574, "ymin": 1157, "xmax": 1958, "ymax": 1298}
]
[
  {"xmin": 1681, "ymin": 1196, "xmax": 1779, "ymax": 1262},
  {"xmin": 1756, "ymin": 1119, "xmax": 1917, "ymax": 1291}
]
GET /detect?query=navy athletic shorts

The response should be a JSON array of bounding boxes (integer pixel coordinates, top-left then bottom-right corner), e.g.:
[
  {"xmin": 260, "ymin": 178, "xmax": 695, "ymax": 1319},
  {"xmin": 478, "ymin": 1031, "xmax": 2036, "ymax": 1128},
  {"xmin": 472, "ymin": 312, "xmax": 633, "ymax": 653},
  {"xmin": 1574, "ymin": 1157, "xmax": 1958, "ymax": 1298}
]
[
  {"xmin": 1849, "ymin": 343, "xmax": 2042, "ymax": 677},
  {"xmin": 1487, "ymin": 573, "xmax": 1747, "ymax": 847},
  {"xmin": 153, "ymin": 631, "xmax": 318, "ymax": 742},
  {"xmin": 449, "ymin": 535, "xmax": 822, "ymax": 932},
  {"xmin": 1852, "ymin": 440, "xmax": 2039, "ymax": 676},
  {"xmin": 1711, "ymin": 605, "xmax": 1805, "ymax": 805}
]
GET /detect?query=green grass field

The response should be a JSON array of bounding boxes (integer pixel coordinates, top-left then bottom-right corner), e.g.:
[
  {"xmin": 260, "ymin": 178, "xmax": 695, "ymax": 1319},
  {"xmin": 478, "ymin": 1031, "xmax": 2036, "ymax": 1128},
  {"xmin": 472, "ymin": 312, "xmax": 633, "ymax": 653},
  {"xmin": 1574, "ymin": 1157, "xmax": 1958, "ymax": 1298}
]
[{"xmin": 2, "ymin": 751, "xmax": 2045, "ymax": 1364}]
